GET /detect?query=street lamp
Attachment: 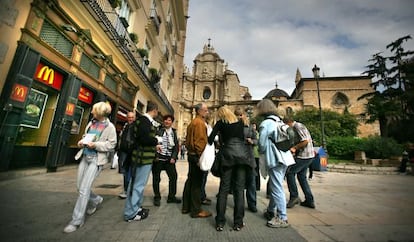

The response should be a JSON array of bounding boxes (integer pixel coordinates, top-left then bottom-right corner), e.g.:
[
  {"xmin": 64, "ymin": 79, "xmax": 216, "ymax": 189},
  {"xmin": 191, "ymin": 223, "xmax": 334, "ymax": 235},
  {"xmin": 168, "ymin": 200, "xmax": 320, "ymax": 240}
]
[{"xmin": 312, "ymin": 64, "xmax": 327, "ymax": 152}]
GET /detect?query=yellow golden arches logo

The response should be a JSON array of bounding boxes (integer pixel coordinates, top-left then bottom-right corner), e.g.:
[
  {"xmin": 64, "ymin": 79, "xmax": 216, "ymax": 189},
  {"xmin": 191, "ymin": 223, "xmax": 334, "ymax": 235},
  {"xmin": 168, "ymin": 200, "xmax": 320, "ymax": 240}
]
[{"xmin": 37, "ymin": 66, "xmax": 54, "ymax": 84}]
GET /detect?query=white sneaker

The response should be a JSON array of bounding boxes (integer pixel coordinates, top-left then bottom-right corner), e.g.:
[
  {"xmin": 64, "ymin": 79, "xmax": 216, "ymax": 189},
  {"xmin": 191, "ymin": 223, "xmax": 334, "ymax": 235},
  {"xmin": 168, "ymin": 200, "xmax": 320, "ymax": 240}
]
[
  {"xmin": 87, "ymin": 196, "xmax": 103, "ymax": 215},
  {"xmin": 118, "ymin": 191, "xmax": 127, "ymax": 199},
  {"xmin": 127, "ymin": 208, "xmax": 149, "ymax": 222},
  {"xmin": 266, "ymin": 217, "xmax": 289, "ymax": 228},
  {"xmin": 63, "ymin": 223, "xmax": 82, "ymax": 233}
]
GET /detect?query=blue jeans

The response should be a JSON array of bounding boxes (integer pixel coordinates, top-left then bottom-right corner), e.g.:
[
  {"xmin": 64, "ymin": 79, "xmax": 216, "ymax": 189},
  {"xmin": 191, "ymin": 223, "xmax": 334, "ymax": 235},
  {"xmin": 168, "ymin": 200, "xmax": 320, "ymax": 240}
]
[
  {"xmin": 267, "ymin": 164, "xmax": 288, "ymax": 221},
  {"xmin": 286, "ymin": 158, "xmax": 314, "ymax": 202},
  {"xmin": 123, "ymin": 164, "xmax": 152, "ymax": 220}
]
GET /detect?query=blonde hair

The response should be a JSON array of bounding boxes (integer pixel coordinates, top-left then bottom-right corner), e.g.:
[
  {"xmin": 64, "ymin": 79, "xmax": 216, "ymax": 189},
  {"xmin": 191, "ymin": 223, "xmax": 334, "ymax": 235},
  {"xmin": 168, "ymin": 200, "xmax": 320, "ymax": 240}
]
[
  {"xmin": 234, "ymin": 107, "xmax": 249, "ymax": 126},
  {"xmin": 256, "ymin": 99, "xmax": 278, "ymax": 117},
  {"xmin": 92, "ymin": 101, "xmax": 112, "ymax": 117},
  {"xmin": 216, "ymin": 106, "xmax": 238, "ymax": 124}
]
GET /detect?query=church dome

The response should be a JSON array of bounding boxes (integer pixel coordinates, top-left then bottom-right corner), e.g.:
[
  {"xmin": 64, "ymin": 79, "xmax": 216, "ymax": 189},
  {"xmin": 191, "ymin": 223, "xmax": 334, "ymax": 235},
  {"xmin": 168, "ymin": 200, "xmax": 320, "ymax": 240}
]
[{"xmin": 264, "ymin": 83, "xmax": 290, "ymax": 100}]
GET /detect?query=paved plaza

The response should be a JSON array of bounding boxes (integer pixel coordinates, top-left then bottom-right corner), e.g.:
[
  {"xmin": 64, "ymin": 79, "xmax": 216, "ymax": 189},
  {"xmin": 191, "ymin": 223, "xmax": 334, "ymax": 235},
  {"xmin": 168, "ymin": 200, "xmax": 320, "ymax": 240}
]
[{"xmin": 0, "ymin": 160, "xmax": 414, "ymax": 242}]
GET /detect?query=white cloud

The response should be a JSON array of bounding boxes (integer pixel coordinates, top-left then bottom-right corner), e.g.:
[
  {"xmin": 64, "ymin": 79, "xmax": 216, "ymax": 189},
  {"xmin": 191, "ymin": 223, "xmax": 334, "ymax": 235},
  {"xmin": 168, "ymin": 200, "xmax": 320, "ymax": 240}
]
[{"xmin": 184, "ymin": 0, "xmax": 414, "ymax": 99}]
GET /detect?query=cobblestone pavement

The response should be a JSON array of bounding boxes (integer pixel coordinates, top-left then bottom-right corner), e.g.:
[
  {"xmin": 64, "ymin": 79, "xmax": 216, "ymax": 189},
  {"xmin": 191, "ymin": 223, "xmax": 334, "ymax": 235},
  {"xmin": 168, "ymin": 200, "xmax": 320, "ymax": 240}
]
[{"xmin": 0, "ymin": 160, "xmax": 413, "ymax": 242}]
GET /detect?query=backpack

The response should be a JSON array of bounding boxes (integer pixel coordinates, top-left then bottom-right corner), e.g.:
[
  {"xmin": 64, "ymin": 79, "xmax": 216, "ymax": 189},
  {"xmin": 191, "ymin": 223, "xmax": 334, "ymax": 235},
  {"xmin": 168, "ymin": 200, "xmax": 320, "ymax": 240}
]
[{"xmin": 266, "ymin": 117, "xmax": 299, "ymax": 152}]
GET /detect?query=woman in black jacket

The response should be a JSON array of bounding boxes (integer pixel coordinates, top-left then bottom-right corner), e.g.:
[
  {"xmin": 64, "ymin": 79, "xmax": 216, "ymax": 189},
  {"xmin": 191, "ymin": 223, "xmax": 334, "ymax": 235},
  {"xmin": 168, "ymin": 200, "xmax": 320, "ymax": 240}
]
[{"xmin": 208, "ymin": 106, "xmax": 255, "ymax": 232}]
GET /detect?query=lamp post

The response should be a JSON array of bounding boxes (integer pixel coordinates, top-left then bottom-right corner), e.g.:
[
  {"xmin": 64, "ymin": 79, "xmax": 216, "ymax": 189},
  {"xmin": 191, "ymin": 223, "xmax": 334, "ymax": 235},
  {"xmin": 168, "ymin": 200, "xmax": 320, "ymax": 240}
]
[{"xmin": 312, "ymin": 64, "xmax": 327, "ymax": 152}]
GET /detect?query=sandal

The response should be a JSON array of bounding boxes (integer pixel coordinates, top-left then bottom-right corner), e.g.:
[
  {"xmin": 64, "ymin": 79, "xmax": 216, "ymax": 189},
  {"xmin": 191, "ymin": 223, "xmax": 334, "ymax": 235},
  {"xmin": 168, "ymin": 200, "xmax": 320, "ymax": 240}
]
[{"xmin": 216, "ymin": 224, "xmax": 224, "ymax": 231}]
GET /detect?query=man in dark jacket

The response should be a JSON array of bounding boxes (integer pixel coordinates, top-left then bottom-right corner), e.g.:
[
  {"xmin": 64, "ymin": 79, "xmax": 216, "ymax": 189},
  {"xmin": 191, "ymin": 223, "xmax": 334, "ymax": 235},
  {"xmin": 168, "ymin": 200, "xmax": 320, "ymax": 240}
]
[
  {"xmin": 118, "ymin": 111, "xmax": 136, "ymax": 199},
  {"xmin": 152, "ymin": 114, "xmax": 181, "ymax": 206},
  {"xmin": 123, "ymin": 102, "xmax": 161, "ymax": 222}
]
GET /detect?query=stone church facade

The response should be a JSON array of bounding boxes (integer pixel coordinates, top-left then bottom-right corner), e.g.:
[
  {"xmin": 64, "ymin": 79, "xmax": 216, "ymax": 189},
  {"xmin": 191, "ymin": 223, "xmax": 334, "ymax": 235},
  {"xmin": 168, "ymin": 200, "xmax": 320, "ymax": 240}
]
[{"xmin": 172, "ymin": 43, "xmax": 380, "ymax": 143}]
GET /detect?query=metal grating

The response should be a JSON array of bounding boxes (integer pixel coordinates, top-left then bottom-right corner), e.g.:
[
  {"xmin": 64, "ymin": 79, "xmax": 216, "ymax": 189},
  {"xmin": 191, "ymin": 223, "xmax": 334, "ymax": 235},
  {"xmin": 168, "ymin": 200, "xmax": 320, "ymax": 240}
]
[
  {"xmin": 39, "ymin": 21, "xmax": 73, "ymax": 58},
  {"xmin": 80, "ymin": 54, "xmax": 100, "ymax": 79},
  {"xmin": 97, "ymin": 184, "xmax": 120, "ymax": 189}
]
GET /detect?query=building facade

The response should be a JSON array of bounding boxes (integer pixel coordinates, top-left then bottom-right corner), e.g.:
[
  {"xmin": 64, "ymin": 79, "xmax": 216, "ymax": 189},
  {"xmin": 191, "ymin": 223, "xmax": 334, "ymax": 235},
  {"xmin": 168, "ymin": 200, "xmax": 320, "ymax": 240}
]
[
  {"xmin": 174, "ymin": 42, "xmax": 380, "ymax": 143},
  {"xmin": 0, "ymin": 0, "xmax": 189, "ymax": 171}
]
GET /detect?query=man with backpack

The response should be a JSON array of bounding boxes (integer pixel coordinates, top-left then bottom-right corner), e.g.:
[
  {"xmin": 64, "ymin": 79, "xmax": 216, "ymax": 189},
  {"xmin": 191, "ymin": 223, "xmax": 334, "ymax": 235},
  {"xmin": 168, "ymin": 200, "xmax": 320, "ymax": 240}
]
[
  {"xmin": 123, "ymin": 102, "xmax": 161, "ymax": 222},
  {"xmin": 117, "ymin": 111, "xmax": 136, "ymax": 199},
  {"xmin": 283, "ymin": 117, "xmax": 316, "ymax": 209}
]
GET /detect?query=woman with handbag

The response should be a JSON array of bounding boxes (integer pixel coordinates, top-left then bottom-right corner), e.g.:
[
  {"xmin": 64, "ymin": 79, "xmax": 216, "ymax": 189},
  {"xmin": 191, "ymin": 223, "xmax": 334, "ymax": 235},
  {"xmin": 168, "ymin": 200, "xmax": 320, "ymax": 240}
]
[{"xmin": 207, "ymin": 106, "xmax": 255, "ymax": 232}]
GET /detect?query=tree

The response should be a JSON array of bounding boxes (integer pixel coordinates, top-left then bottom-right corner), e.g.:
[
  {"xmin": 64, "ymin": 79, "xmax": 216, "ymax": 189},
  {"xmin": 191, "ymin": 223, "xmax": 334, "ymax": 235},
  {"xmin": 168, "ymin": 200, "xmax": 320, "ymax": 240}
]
[{"xmin": 359, "ymin": 35, "xmax": 414, "ymax": 142}]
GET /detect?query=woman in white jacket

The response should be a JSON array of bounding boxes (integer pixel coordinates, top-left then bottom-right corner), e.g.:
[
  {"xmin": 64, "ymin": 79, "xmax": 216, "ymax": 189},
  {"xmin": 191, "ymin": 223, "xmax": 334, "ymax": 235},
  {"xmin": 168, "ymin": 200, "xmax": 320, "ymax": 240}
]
[
  {"xmin": 256, "ymin": 99, "xmax": 295, "ymax": 228},
  {"xmin": 64, "ymin": 102, "xmax": 117, "ymax": 233}
]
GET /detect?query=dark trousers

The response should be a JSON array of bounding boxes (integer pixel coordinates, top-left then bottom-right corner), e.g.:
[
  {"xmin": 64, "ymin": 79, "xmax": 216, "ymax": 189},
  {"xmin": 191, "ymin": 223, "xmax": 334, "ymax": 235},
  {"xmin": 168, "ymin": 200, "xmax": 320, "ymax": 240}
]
[
  {"xmin": 118, "ymin": 151, "xmax": 132, "ymax": 192},
  {"xmin": 182, "ymin": 155, "xmax": 203, "ymax": 216},
  {"xmin": 254, "ymin": 157, "xmax": 261, "ymax": 190},
  {"xmin": 216, "ymin": 164, "xmax": 247, "ymax": 226},
  {"xmin": 286, "ymin": 158, "xmax": 314, "ymax": 202},
  {"xmin": 152, "ymin": 159, "xmax": 178, "ymax": 200},
  {"xmin": 201, "ymin": 170, "xmax": 208, "ymax": 200},
  {"xmin": 245, "ymin": 166, "xmax": 256, "ymax": 209}
]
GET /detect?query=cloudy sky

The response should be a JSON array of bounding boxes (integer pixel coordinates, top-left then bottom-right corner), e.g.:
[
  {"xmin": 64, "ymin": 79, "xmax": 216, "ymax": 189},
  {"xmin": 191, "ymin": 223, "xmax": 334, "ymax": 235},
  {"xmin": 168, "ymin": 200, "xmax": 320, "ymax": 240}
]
[{"xmin": 183, "ymin": 0, "xmax": 414, "ymax": 99}]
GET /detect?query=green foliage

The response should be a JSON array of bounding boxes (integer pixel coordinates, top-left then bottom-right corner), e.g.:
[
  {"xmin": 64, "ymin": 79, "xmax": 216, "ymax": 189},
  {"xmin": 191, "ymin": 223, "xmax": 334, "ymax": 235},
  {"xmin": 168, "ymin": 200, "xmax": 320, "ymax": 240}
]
[
  {"xmin": 361, "ymin": 136, "xmax": 403, "ymax": 159},
  {"xmin": 148, "ymin": 68, "xmax": 160, "ymax": 83},
  {"xmin": 137, "ymin": 48, "xmax": 148, "ymax": 58},
  {"xmin": 129, "ymin": 32, "xmax": 138, "ymax": 44},
  {"xmin": 292, "ymin": 108, "xmax": 358, "ymax": 147},
  {"xmin": 326, "ymin": 136, "xmax": 403, "ymax": 160},
  {"xmin": 109, "ymin": 0, "xmax": 122, "ymax": 8},
  {"xmin": 360, "ymin": 35, "xmax": 414, "ymax": 141},
  {"xmin": 327, "ymin": 136, "xmax": 364, "ymax": 160}
]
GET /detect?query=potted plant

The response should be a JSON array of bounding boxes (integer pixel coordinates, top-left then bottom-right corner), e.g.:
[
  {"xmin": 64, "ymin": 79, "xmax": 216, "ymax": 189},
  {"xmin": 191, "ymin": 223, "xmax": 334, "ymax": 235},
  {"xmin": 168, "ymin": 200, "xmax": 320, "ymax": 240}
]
[
  {"xmin": 109, "ymin": 0, "xmax": 121, "ymax": 9},
  {"xmin": 137, "ymin": 48, "xmax": 148, "ymax": 58},
  {"xmin": 129, "ymin": 32, "xmax": 138, "ymax": 44},
  {"xmin": 148, "ymin": 68, "xmax": 160, "ymax": 83}
]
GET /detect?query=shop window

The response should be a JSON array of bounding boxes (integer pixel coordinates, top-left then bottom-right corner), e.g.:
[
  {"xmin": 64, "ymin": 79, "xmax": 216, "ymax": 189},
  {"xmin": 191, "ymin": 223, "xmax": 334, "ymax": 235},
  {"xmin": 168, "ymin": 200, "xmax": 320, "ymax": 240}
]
[
  {"xmin": 39, "ymin": 20, "xmax": 74, "ymax": 58},
  {"xmin": 15, "ymin": 84, "xmax": 58, "ymax": 147},
  {"xmin": 80, "ymin": 54, "xmax": 100, "ymax": 79}
]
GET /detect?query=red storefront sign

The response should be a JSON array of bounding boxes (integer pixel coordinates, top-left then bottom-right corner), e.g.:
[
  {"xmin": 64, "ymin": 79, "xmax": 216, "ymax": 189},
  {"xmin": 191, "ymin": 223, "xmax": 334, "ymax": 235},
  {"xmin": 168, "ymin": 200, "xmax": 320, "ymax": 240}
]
[
  {"xmin": 10, "ymin": 83, "xmax": 29, "ymax": 103},
  {"xmin": 78, "ymin": 86, "xmax": 94, "ymax": 104},
  {"xmin": 34, "ymin": 62, "xmax": 64, "ymax": 90},
  {"xmin": 65, "ymin": 103, "xmax": 75, "ymax": 116}
]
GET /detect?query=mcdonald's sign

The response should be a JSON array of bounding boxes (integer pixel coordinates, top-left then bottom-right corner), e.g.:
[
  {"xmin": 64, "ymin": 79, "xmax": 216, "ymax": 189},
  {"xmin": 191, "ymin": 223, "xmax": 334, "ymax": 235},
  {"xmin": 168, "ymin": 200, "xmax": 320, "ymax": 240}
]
[
  {"xmin": 10, "ymin": 83, "xmax": 29, "ymax": 103},
  {"xmin": 34, "ymin": 62, "xmax": 63, "ymax": 90},
  {"xmin": 78, "ymin": 86, "xmax": 94, "ymax": 104},
  {"xmin": 65, "ymin": 103, "xmax": 75, "ymax": 116}
]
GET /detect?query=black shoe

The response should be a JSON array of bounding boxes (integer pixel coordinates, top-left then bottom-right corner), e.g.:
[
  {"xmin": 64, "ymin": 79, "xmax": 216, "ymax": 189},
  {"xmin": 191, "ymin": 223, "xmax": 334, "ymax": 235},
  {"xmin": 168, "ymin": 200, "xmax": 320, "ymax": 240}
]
[
  {"xmin": 300, "ymin": 200, "xmax": 315, "ymax": 209},
  {"xmin": 153, "ymin": 199, "xmax": 160, "ymax": 206},
  {"xmin": 201, "ymin": 198, "xmax": 212, "ymax": 205},
  {"xmin": 233, "ymin": 222, "xmax": 245, "ymax": 231},
  {"xmin": 264, "ymin": 210, "xmax": 274, "ymax": 221},
  {"xmin": 248, "ymin": 206, "xmax": 258, "ymax": 213},
  {"xmin": 167, "ymin": 197, "xmax": 181, "ymax": 203},
  {"xmin": 287, "ymin": 197, "xmax": 301, "ymax": 208},
  {"xmin": 216, "ymin": 224, "xmax": 224, "ymax": 232}
]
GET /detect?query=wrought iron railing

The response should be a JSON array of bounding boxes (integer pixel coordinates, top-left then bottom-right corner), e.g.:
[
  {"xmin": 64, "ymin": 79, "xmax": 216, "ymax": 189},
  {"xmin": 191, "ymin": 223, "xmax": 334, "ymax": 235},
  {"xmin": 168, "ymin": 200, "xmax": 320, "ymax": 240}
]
[{"xmin": 80, "ymin": 0, "xmax": 174, "ymax": 113}]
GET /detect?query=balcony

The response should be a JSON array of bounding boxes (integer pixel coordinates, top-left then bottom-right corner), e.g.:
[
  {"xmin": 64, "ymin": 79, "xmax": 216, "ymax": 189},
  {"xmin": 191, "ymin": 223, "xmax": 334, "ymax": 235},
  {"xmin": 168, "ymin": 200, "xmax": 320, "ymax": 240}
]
[
  {"xmin": 80, "ymin": 0, "xmax": 173, "ymax": 113},
  {"xmin": 149, "ymin": 8, "xmax": 161, "ymax": 35}
]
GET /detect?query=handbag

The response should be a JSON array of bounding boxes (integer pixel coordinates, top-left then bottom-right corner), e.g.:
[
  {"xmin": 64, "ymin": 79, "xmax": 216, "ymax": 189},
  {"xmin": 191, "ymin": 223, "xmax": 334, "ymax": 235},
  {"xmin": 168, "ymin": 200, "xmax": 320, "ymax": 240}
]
[
  {"xmin": 210, "ymin": 150, "xmax": 223, "ymax": 177},
  {"xmin": 200, "ymin": 143, "xmax": 215, "ymax": 171}
]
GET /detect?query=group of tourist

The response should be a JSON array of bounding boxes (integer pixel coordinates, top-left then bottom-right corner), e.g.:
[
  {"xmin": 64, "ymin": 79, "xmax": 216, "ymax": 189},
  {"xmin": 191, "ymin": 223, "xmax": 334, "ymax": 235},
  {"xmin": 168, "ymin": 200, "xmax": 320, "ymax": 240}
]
[{"xmin": 63, "ymin": 99, "xmax": 316, "ymax": 233}]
